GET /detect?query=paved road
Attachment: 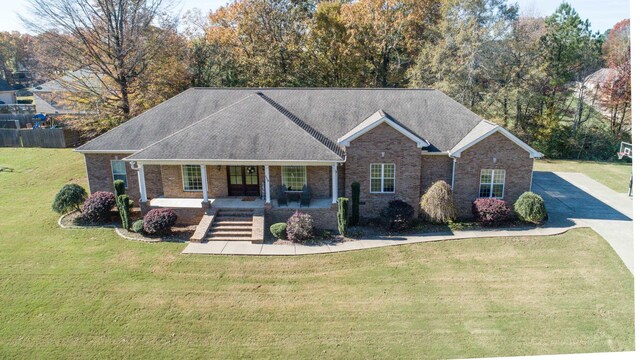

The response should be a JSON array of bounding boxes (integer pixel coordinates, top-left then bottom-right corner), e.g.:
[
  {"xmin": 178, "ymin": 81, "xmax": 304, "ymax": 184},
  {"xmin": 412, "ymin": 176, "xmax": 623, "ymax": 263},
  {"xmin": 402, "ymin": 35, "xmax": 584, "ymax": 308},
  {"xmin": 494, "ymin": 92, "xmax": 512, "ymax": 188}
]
[{"xmin": 532, "ymin": 171, "xmax": 634, "ymax": 274}]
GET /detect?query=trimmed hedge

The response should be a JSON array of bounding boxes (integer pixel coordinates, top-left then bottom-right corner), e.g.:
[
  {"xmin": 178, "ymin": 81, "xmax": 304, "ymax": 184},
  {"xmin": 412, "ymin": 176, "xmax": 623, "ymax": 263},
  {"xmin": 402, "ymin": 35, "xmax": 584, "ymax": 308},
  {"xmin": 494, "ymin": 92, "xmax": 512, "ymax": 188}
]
[
  {"xmin": 286, "ymin": 211, "xmax": 314, "ymax": 243},
  {"xmin": 52, "ymin": 183, "xmax": 87, "ymax": 214},
  {"xmin": 81, "ymin": 191, "xmax": 116, "ymax": 224},
  {"xmin": 143, "ymin": 208, "xmax": 177, "ymax": 235},
  {"xmin": 116, "ymin": 194, "xmax": 131, "ymax": 229},
  {"xmin": 114, "ymin": 180, "xmax": 126, "ymax": 197},
  {"xmin": 419, "ymin": 181, "xmax": 457, "ymax": 223},
  {"xmin": 132, "ymin": 219, "xmax": 145, "ymax": 233},
  {"xmin": 514, "ymin": 192, "xmax": 547, "ymax": 224},
  {"xmin": 270, "ymin": 223, "xmax": 287, "ymax": 240},
  {"xmin": 380, "ymin": 199, "xmax": 414, "ymax": 231},
  {"xmin": 337, "ymin": 197, "xmax": 349, "ymax": 236},
  {"xmin": 472, "ymin": 198, "xmax": 510, "ymax": 224}
]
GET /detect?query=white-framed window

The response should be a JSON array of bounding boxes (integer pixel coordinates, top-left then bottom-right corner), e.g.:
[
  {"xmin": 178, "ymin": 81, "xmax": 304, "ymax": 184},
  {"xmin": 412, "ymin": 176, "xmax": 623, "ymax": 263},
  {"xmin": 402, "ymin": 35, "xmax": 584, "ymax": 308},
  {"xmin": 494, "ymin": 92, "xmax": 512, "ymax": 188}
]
[
  {"xmin": 111, "ymin": 160, "xmax": 127, "ymax": 189},
  {"xmin": 370, "ymin": 163, "xmax": 395, "ymax": 193},
  {"xmin": 479, "ymin": 169, "xmax": 506, "ymax": 198},
  {"xmin": 182, "ymin": 165, "xmax": 203, "ymax": 192},
  {"xmin": 282, "ymin": 166, "xmax": 307, "ymax": 191}
]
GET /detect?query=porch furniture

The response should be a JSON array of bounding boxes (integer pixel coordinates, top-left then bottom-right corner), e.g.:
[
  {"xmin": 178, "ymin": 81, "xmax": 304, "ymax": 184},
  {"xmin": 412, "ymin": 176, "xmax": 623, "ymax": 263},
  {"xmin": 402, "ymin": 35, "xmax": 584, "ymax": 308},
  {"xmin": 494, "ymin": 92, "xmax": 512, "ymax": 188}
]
[
  {"xmin": 300, "ymin": 185, "xmax": 311, "ymax": 207},
  {"xmin": 277, "ymin": 185, "xmax": 288, "ymax": 206},
  {"xmin": 285, "ymin": 190, "xmax": 302, "ymax": 203}
]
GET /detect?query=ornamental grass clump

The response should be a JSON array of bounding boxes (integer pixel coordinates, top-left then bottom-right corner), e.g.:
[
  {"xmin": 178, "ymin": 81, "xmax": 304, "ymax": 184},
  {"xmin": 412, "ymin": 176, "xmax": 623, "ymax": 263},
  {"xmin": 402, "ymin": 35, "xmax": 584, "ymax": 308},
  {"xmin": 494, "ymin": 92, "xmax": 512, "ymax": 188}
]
[
  {"xmin": 286, "ymin": 211, "xmax": 314, "ymax": 243},
  {"xmin": 514, "ymin": 192, "xmax": 547, "ymax": 224},
  {"xmin": 80, "ymin": 191, "xmax": 116, "ymax": 224},
  {"xmin": 52, "ymin": 183, "xmax": 87, "ymax": 214},
  {"xmin": 472, "ymin": 198, "xmax": 510, "ymax": 225},
  {"xmin": 143, "ymin": 208, "xmax": 177, "ymax": 235},
  {"xmin": 419, "ymin": 181, "xmax": 457, "ymax": 223}
]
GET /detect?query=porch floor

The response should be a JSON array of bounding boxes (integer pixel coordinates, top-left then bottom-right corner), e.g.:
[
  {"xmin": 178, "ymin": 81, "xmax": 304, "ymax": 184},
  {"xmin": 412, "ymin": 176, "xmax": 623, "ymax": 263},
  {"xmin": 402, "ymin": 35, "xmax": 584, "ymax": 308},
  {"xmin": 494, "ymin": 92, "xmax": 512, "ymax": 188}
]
[
  {"xmin": 150, "ymin": 197, "xmax": 265, "ymax": 209},
  {"xmin": 149, "ymin": 197, "xmax": 333, "ymax": 209}
]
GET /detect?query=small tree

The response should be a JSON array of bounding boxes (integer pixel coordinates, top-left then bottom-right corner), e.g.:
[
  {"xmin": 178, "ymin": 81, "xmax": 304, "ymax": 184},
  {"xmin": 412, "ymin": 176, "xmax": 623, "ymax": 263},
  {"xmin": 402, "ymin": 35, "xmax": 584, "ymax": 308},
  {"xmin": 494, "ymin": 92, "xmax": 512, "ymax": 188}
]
[
  {"xmin": 52, "ymin": 183, "xmax": 87, "ymax": 214},
  {"xmin": 514, "ymin": 192, "xmax": 547, "ymax": 224},
  {"xmin": 337, "ymin": 197, "xmax": 349, "ymax": 236},
  {"xmin": 419, "ymin": 181, "xmax": 457, "ymax": 223},
  {"xmin": 114, "ymin": 180, "xmax": 126, "ymax": 197},
  {"xmin": 116, "ymin": 194, "xmax": 131, "ymax": 230},
  {"xmin": 351, "ymin": 182, "xmax": 360, "ymax": 225}
]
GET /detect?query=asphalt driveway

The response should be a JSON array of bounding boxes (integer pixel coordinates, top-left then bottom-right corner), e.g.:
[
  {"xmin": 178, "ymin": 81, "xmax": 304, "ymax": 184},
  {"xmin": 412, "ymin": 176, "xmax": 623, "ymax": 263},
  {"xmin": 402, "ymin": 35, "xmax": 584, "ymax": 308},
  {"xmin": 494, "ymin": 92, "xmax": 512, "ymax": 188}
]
[{"xmin": 532, "ymin": 171, "xmax": 633, "ymax": 273}]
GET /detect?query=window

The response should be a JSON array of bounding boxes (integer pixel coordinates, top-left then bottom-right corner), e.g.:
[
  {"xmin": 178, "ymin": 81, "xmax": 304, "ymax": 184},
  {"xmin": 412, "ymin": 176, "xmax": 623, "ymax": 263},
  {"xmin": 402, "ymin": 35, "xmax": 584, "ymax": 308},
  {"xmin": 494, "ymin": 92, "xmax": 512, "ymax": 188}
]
[
  {"xmin": 182, "ymin": 165, "xmax": 203, "ymax": 191},
  {"xmin": 111, "ymin": 160, "xmax": 127, "ymax": 189},
  {"xmin": 370, "ymin": 163, "xmax": 395, "ymax": 193},
  {"xmin": 282, "ymin": 166, "xmax": 306, "ymax": 191},
  {"xmin": 479, "ymin": 169, "xmax": 506, "ymax": 198}
]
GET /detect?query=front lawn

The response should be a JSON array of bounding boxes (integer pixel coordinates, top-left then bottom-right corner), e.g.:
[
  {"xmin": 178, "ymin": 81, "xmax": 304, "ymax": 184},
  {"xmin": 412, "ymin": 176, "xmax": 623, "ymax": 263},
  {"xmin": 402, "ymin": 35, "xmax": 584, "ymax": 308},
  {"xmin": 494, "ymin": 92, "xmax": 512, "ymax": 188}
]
[
  {"xmin": 0, "ymin": 148, "xmax": 634, "ymax": 358},
  {"xmin": 534, "ymin": 159, "xmax": 632, "ymax": 193}
]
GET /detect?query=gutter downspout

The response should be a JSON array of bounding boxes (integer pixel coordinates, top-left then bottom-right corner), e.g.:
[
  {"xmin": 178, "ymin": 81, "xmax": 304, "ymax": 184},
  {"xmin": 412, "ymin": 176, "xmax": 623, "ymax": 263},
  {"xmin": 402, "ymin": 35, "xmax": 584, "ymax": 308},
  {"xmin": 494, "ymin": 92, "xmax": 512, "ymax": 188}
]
[{"xmin": 451, "ymin": 157, "xmax": 456, "ymax": 192}]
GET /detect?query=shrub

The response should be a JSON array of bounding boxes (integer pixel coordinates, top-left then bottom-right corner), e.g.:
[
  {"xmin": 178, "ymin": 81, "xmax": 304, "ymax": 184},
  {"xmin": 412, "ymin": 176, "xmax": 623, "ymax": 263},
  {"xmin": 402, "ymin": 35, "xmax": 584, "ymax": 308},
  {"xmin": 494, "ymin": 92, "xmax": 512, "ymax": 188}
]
[
  {"xmin": 132, "ymin": 219, "xmax": 145, "ymax": 233},
  {"xmin": 380, "ymin": 200, "xmax": 415, "ymax": 231},
  {"xmin": 114, "ymin": 180, "xmax": 126, "ymax": 197},
  {"xmin": 116, "ymin": 194, "xmax": 131, "ymax": 229},
  {"xmin": 270, "ymin": 223, "xmax": 287, "ymax": 240},
  {"xmin": 337, "ymin": 197, "xmax": 349, "ymax": 236},
  {"xmin": 81, "ymin": 191, "xmax": 116, "ymax": 224},
  {"xmin": 514, "ymin": 192, "xmax": 547, "ymax": 224},
  {"xmin": 286, "ymin": 210, "xmax": 314, "ymax": 242},
  {"xmin": 351, "ymin": 182, "xmax": 360, "ymax": 225},
  {"xmin": 420, "ymin": 181, "xmax": 457, "ymax": 223},
  {"xmin": 143, "ymin": 208, "xmax": 177, "ymax": 235},
  {"xmin": 52, "ymin": 183, "xmax": 87, "ymax": 214},
  {"xmin": 472, "ymin": 198, "xmax": 511, "ymax": 224}
]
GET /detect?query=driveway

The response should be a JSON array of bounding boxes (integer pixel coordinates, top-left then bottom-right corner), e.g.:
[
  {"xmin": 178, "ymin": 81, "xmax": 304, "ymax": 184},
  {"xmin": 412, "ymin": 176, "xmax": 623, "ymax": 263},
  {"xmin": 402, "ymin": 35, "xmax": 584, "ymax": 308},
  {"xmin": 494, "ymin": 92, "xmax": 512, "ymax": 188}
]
[{"xmin": 532, "ymin": 171, "xmax": 633, "ymax": 273}]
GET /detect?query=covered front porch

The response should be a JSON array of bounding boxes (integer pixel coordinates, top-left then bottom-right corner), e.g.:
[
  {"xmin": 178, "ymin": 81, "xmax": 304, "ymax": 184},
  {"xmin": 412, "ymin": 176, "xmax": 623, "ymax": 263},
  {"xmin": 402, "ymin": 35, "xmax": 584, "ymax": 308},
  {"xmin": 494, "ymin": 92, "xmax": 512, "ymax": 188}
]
[{"xmin": 133, "ymin": 161, "xmax": 341, "ymax": 211}]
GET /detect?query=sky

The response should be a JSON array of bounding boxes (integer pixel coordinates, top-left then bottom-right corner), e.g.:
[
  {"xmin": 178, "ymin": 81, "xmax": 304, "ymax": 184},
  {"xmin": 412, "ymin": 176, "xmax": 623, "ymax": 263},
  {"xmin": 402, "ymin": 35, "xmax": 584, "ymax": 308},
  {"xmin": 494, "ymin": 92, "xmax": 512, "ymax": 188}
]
[{"xmin": 0, "ymin": 0, "xmax": 630, "ymax": 34}]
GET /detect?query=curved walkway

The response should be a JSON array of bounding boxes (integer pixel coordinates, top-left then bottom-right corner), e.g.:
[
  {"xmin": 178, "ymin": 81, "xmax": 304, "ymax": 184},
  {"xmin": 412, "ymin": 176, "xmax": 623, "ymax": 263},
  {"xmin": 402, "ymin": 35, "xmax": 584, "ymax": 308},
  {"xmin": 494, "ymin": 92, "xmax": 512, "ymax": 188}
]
[{"xmin": 182, "ymin": 224, "xmax": 578, "ymax": 256}]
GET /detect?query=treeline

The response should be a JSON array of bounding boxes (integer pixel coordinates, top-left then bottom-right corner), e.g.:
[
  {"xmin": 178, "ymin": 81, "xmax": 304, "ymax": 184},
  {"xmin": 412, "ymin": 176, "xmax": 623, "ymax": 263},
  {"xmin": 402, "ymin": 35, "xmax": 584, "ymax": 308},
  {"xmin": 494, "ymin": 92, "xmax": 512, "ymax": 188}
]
[{"xmin": 1, "ymin": 0, "xmax": 631, "ymax": 160}]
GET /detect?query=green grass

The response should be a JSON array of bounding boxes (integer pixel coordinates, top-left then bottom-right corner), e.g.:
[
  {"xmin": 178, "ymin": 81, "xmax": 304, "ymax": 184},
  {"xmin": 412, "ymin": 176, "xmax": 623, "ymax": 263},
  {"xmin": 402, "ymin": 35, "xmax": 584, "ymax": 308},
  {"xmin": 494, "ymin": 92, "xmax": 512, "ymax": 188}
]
[
  {"xmin": 0, "ymin": 149, "xmax": 634, "ymax": 358},
  {"xmin": 534, "ymin": 159, "xmax": 632, "ymax": 193}
]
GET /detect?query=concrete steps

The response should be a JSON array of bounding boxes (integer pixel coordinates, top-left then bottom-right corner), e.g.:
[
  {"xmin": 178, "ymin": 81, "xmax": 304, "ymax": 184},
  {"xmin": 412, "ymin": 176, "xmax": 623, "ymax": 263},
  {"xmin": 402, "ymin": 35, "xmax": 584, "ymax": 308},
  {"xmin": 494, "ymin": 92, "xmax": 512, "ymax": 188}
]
[{"xmin": 204, "ymin": 209, "xmax": 254, "ymax": 242}]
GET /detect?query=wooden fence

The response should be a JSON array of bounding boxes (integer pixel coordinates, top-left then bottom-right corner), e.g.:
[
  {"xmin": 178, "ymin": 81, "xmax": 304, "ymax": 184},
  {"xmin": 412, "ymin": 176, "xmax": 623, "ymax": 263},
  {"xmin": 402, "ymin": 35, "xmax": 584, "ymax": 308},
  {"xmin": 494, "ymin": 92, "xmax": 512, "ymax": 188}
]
[{"xmin": 0, "ymin": 128, "xmax": 81, "ymax": 148}]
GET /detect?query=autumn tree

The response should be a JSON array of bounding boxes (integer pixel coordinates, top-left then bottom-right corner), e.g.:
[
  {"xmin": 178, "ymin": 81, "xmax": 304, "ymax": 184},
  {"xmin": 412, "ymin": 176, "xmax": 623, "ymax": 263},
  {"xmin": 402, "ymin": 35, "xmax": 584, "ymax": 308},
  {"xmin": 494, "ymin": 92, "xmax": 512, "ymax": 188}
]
[
  {"xmin": 23, "ymin": 0, "xmax": 174, "ymax": 122},
  {"xmin": 601, "ymin": 19, "xmax": 631, "ymax": 139}
]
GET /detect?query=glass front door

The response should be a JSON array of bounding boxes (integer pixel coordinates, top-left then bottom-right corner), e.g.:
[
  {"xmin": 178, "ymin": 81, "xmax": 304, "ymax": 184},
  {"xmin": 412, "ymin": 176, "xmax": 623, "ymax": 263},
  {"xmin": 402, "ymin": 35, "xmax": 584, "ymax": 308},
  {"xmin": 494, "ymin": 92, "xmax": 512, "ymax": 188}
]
[{"xmin": 227, "ymin": 166, "xmax": 260, "ymax": 196}]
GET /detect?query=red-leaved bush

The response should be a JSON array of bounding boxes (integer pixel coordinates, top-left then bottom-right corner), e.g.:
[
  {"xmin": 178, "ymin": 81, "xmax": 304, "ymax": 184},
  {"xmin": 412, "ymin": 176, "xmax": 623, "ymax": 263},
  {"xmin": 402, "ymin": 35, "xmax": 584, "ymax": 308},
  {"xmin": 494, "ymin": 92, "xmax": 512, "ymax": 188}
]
[
  {"xmin": 81, "ymin": 191, "xmax": 116, "ymax": 224},
  {"xmin": 143, "ymin": 208, "xmax": 178, "ymax": 235},
  {"xmin": 472, "ymin": 198, "xmax": 511, "ymax": 224},
  {"xmin": 286, "ymin": 210, "xmax": 314, "ymax": 242}
]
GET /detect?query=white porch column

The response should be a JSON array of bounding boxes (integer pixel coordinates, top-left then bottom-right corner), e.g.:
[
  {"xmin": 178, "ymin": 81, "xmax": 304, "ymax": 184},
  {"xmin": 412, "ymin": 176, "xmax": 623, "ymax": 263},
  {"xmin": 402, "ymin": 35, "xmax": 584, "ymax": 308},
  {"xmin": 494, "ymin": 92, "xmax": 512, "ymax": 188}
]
[
  {"xmin": 137, "ymin": 163, "xmax": 147, "ymax": 202},
  {"xmin": 331, "ymin": 163, "xmax": 338, "ymax": 204},
  {"xmin": 200, "ymin": 164, "xmax": 208, "ymax": 202},
  {"xmin": 264, "ymin": 165, "xmax": 271, "ymax": 203}
]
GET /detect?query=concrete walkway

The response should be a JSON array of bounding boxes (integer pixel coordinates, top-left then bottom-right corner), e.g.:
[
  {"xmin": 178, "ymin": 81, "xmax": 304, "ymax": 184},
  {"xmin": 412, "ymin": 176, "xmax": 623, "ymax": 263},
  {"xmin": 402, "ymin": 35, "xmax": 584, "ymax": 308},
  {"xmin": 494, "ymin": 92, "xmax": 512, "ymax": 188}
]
[
  {"xmin": 532, "ymin": 171, "xmax": 633, "ymax": 273},
  {"xmin": 183, "ymin": 171, "xmax": 633, "ymax": 275},
  {"xmin": 183, "ymin": 224, "xmax": 577, "ymax": 256}
]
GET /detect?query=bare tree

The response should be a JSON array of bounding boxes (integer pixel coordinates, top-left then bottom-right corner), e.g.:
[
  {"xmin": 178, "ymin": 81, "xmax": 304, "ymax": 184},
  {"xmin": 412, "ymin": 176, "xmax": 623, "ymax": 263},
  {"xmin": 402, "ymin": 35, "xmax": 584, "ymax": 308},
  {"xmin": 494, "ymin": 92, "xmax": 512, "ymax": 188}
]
[{"xmin": 22, "ymin": 0, "xmax": 173, "ymax": 120}]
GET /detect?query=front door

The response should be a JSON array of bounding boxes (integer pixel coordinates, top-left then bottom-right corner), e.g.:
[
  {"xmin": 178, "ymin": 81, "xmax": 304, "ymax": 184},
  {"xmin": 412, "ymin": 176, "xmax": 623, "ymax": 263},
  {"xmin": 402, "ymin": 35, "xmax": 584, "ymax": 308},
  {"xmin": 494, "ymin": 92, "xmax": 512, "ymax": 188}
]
[{"xmin": 227, "ymin": 166, "xmax": 260, "ymax": 196}]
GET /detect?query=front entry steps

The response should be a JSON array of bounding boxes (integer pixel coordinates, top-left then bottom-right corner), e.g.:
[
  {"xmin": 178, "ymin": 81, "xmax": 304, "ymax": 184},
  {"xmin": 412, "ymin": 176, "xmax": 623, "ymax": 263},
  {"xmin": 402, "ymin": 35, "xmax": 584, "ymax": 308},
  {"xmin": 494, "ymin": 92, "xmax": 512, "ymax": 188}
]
[
  {"xmin": 206, "ymin": 209, "xmax": 253, "ymax": 241},
  {"xmin": 190, "ymin": 207, "xmax": 265, "ymax": 244}
]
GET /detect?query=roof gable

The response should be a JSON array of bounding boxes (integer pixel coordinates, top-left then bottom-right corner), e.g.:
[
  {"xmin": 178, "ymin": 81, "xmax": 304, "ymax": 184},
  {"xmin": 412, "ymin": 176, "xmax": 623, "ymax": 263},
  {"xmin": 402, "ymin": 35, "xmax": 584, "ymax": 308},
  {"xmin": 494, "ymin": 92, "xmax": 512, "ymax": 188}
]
[
  {"xmin": 125, "ymin": 94, "xmax": 343, "ymax": 162},
  {"xmin": 337, "ymin": 110, "xmax": 430, "ymax": 148},
  {"xmin": 449, "ymin": 120, "xmax": 543, "ymax": 158}
]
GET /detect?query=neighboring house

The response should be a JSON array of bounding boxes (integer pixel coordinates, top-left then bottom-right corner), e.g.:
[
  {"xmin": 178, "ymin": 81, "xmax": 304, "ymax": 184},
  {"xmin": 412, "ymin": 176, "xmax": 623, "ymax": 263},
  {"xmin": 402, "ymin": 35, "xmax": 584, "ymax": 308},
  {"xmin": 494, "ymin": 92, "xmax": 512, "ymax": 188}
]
[
  {"xmin": 0, "ymin": 78, "xmax": 17, "ymax": 105},
  {"xmin": 583, "ymin": 68, "xmax": 617, "ymax": 92},
  {"xmin": 30, "ymin": 68, "xmax": 102, "ymax": 115},
  {"xmin": 75, "ymin": 88, "xmax": 542, "ymax": 238}
]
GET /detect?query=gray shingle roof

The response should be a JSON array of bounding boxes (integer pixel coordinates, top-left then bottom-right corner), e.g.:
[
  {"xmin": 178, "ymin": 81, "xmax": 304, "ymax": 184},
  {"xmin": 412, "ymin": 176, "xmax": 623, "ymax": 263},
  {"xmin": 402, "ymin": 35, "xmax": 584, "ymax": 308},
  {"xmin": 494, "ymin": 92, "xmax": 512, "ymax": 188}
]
[
  {"xmin": 0, "ymin": 78, "xmax": 14, "ymax": 91},
  {"xmin": 125, "ymin": 94, "xmax": 344, "ymax": 162},
  {"xmin": 77, "ymin": 88, "xmax": 487, "ymax": 158}
]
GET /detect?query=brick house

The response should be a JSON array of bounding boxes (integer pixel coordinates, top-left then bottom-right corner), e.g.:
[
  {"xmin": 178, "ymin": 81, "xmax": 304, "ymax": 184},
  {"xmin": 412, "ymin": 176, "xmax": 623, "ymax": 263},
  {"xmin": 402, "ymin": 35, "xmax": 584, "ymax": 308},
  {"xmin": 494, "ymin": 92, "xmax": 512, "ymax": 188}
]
[{"xmin": 76, "ymin": 88, "xmax": 542, "ymax": 241}]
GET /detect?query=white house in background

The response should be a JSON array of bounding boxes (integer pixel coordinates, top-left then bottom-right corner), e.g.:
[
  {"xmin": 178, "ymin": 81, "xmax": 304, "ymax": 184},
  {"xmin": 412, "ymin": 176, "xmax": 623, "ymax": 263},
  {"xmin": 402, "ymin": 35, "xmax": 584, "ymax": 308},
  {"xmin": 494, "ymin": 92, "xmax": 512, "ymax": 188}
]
[{"xmin": 0, "ymin": 78, "xmax": 17, "ymax": 105}]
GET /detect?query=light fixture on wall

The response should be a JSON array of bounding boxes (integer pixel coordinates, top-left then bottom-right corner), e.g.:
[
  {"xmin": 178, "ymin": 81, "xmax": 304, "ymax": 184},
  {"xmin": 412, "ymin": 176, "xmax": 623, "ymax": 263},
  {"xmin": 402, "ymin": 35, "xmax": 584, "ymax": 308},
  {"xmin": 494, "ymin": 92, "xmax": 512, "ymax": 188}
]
[
  {"xmin": 381, "ymin": 151, "xmax": 385, "ymax": 158},
  {"xmin": 493, "ymin": 157, "xmax": 497, "ymax": 164}
]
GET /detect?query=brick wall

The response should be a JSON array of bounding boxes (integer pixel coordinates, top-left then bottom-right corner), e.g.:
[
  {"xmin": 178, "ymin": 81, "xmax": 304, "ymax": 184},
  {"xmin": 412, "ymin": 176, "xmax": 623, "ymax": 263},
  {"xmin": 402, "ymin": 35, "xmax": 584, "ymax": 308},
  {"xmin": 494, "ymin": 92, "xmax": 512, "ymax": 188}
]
[
  {"xmin": 344, "ymin": 122, "xmax": 422, "ymax": 218},
  {"xmin": 265, "ymin": 206, "xmax": 338, "ymax": 231},
  {"xmin": 84, "ymin": 153, "xmax": 162, "ymax": 204},
  {"xmin": 454, "ymin": 132, "xmax": 533, "ymax": 218},
  {"xmin": 161, "ymin": 165, "xmax": 228, "ymax": 198},
  {"xmin": 266, "ymin": 165, "xmax": 332, "ymax": 199},
  {"xmin": 420, "ymin": 155, "xmax": 453, "ymax": 193}
]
